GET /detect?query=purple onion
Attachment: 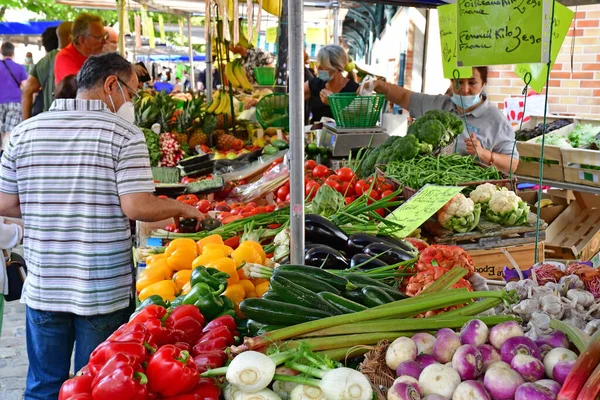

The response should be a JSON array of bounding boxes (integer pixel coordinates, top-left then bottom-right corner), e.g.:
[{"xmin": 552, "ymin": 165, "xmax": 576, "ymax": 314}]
[
  {"xmin": 415, "ymin": 354, "xmax": 438, "ymax": 370},
  {"xmin": 500, "ymin": 336, "xmax": 542, "ymax": 363},
  {"xmin": 534, "ymin": 379, "xmax": 561, "ymax": 395},
  {"xmin": 552, "ymin": 359, "xmax": 575, "ymax": 385},
  {"xmin": 393, "ymin": 376, "xmax": 423, "ymax": 396},
  {"xmin": 535, "ymin": 331, "xmax": 569, "ymax": 349},
  {"xmin": 451, "ymin": 380, "xmax": 491, "ymax": 400},
  {"xmin": 396, "ymin": 361, "xmax": 423, "ymax": 380},
  {"xmin": 432, "ymin": 330, "xmax": 461, "ymax": 363},
  {"xmin": 514, "ymin": 383, "xmax": 556, "ymax": 400},
  {"xmin": 460, "ymin": 319, "xmax": 489, "ymax": 347},
  {"xmin": 412, "ymin": 333, "xmax": 436, "ymax": 355},
  {"xmin": 477, "ymin": 344, "xmax": 502, "ymax": 371},
  {"xmin": 489, "ymin": 321, "xmax": 524, "ymax": 349},
  {"xmin": 484, "ymin": 365, "xmax": 524, "ymax": 400},
  {"xmin": 510, "ymin": 354, "xmax": 545, "ymax": 382},
  {"xmin": 388, "ymin": 382, "xmax": 421, "ymax": 400},
  {"xmin": 452, "ymin": 344, "xmax": 484, "ymax": 380}
]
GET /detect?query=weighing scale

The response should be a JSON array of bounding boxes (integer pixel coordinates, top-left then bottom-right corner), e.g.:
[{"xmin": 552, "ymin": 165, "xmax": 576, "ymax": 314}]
[{"xmin": 317, "ymin": 122, "xmax": 389, "ymax": 157}]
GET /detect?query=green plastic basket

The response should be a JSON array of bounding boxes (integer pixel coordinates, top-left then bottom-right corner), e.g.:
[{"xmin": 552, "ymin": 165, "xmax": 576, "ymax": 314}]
[
  {"xmin": 254, "ymin": 67, "xmax": 275, "ymax": 85},
  {"xmin": 329, "ymin": 93, "xmax": 385, "ymax": 128},
  {"xmin": 256, "ymin": 93, "xmax": 289, "ymax": 130}
]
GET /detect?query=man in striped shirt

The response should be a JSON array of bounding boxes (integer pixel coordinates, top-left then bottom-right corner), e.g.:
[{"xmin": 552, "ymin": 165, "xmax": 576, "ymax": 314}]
[{"xmin": 0, "ymin": 52, "xmax": 203, "ymax": 400}]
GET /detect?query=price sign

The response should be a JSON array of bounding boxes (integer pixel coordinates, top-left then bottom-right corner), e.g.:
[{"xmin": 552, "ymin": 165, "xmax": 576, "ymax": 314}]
[
  {"xmin": 266, "ymin": 26, "xmax": 278, "ymax": 44},
  {"xmin": 456, "ymin": 0, "xmax": 552, "ymax": 66},
  {"xmin": 438, "ymin": 4, "xmax": 473, "ymax": 80},
  {"xmin": 306, "ymin": 27, "xmax": 327, "ymax": 45},
  {"xmin": 384, "ymin": 185, "xmax": 464, "ymax": 238},
  {"xmin": 514, "ymin": 2, "xmax": 574, "ymax": 92}
]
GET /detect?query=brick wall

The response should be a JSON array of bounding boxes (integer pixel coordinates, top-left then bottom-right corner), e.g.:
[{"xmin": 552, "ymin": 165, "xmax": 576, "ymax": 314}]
[{"xmin": 485, "ymin": 4, "xmax": 600, "ymax": 119}]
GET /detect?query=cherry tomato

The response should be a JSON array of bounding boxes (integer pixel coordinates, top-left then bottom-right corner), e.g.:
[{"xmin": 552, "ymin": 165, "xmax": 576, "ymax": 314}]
[
  {"xmin": 176, "ymin": 194, "xmax": 199, "ymax": 206},
  {"xmin": 285, "ymin": 193, "xmax": 290, "ymax": 201},
  {"xmin": 214, "ymin": 202, "xmax": 231, "ymax": 212},
  {"xmin": 326, "ymin": 175, "xmax": 341, "ymax": 182},
  {"xmin": 368, "ymin": 190, "xmax": 381, "ymax": 201},
  {"xmin": 355, "ymin": 180, "xmax": 369, "ymax": 196},
  {"xmin": 379, "ymin": 182, "xmax": 394, "ymax": 192},
  {"xmin": 231, "ymin": 207, "xmax": 242, "ymax": 216},
  {"xmin": 340, "ymin": 181, "xmax": 355, "ymax": 196},
  {"xmin": 345, "ymin": 196, "xmax": 356, "ymax": 206},
  {"xmin": 336, "ymin": 167, "xmax": 355, "ymax": 182},
  {"xmin": 305, "ymin": 181, "xmax": 321, "ymax": 199},
  {"xmin": 242, "ymin": 204, "xmax": 256, "ymax": 214},
  {"xmin": 305, "ymin": 160, "xmax": 317, "ymax": 170},
  {"xmin": 196, "ymin": 200, "xmax": 212, "ymax": 213},
  {"xmin": 266, "ymin": 205, "xmax": 276, "ymax": 212},
  {"xmin": 164, "ymin": 223, "xmax": 176, "ymax": 232},
  {"xmin": 254, "ymin": 206, "xmax": 268, "ymax": 214},
  {"xmin": 277, "ymin": 186, "xmax": 290, "ymax": 200},
  {"xmin": 325, "ymin": 179, "xmax": 342, "ymax": 193},
  {"xmin": 312, "ymin": 165, "xmax": 330, "ymax": 179},
  {"xmin": 380, "ymin": 190, "xmax": 395, "ymax": 200},
  {"xmin": 181, "ymin": 177, "xmax": 198, "ymax": 184},
  {"xmin": 247, "ymin": 202, "xmax": 258, "ymax": 208},
  {"xmin": 375, "ymin": 208, "xmax": 386, "ymax": 217}
]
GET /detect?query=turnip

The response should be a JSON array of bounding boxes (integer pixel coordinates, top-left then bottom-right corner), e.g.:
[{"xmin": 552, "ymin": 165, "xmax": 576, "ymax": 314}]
[
  {"xmin": 536, "ymin": 343, "xmax": 553, "ymax": 358},
  {"xmin": 418, "ymin": 364, "xmax": 460, "ymax": 399},
  {"xmin": 477, "ymin": 345, "xmax": 501, "ymax": 371},
  {"xmin": 412, "ymin": 333, "xmax": 436, "ymax": 355},
  {"xmin": 533, "ymin": 379, "xmax": 561, "ymax": 395},
  {"xmin": 489, "ymin": 321, "xmax": 524, "ymax": 349},
  {"xmin": 535, "ymin": 331, "xmax": 569, "ymax": 349},
  {"xmin": 514, "ymin": 383, "xmax": 556, "ymax": 400},
  {"xmin": 393, "ymin": 376, "xmax": 423, "ymax": 396},
  {"xmin": 396, "ymin": 361, "xmax": 423, "ymax": 379},
  {"xmin": 433, "ymin": 331, "xmax": 461, "ymax": 364},
  {"xmin": 451, "ymin": 380, "xmax": 490, "ymax": 400},
  {"xmin": 486, "ymin": 361, "xmax": 512, "ymax": 371},
  {"xmin": 422, "ymin": 396, "xmax": 448, "ymax": 400},
  {"xmin": 387, "ymin": 337, "xmax": 418, "ymax": 370},
  {"xmin": 542, "ymin": 347, "xmax": 577, "ymax": 379},
  {"xmin": 415, "ymin": 354, "xmax": 438, "ymax": 370},
  {"xmin": 500, "ymin": 336, "xmax": 542, "ymax": 363},
  {"xmin": 510, "ymin": 354, "xmax": 545, "ymax": 382},
  {"xmin": 387, "ymin": 382, "xmax": 421, "ymax": 400},
  {"xmin": 452, "ymin": 344, "xmax": 483, "ymax": 380},
  {"xmin": 436, "ymin": 328, "xmax": 456, "ymax": 337},
  {"xmin": 483, "ymin": 364, "xmax": 524, "ymax": 400},
  {"xmin": 460, "ymin": 319, "xmax": 489, "ymax": 347},
  {"xmin": 552, "ymin": 359, "xmax": 575, "ymax": 385}
]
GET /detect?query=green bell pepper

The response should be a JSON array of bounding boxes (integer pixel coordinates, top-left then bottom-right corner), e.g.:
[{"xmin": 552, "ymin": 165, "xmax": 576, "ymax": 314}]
[
  {"xmin": 169, "ymin": 295, "xmax": 185, "ymax": 309},
  {"xmin": 214, "ymin": 296, "xmax": 236, "ymax": 319},
  {"xmin": 182, "ymin": 282, "xmax": 225, "ymax": 320},
  {"xmin": 134, "ymin": 294, "xmax": 168, "ymax": 314},
  {"xmin": 190, "ymin": 266, "xmax": 229, "ymax": 293}
]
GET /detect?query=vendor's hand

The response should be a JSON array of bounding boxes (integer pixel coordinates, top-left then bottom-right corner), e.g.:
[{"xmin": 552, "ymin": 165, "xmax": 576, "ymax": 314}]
[
  {"xmin": 174, "ymin": 204, "xmax": 206, "ymax": 231},
  {"xmin": 465, "ymin": 133, "xmax": 490, "ymax": 162},
  {"xmin": 320, "ymin": 89, "xmax": 333, "ymax": 105},
  {"xmin": 244, "ymin": 98, "xmax": 259, "ymax": 110}
]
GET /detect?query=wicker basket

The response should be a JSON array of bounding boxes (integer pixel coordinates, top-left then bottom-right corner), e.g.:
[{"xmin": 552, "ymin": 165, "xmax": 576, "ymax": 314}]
[{"xmin": 358, "ymin": 340, "xmax": 395, "ymax": 400}]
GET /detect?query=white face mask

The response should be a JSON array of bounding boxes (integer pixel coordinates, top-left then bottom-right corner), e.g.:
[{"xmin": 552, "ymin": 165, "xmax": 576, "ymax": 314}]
[
  {"xmin": 108, "ymin": 81, "xmax": 135, "ymax": 124},
  {"xmin": 450, "ymin": 91, "xmax": 482, "ymax": 110}
]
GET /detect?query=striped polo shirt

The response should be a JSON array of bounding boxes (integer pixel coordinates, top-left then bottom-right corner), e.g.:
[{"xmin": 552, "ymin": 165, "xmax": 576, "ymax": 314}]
[{"xmin": 0, "ymin": 99, "xmax": 155, "ymax": 315}]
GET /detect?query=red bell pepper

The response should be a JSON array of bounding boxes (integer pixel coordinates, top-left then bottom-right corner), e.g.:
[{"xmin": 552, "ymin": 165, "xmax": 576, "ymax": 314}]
[
  {"xmin": 129, "ymin": 304, "xmax": 169, "ymax": 325},
  {"xmin": 167, "ymin": 305, "xmax": 205, "ymax": 326},
  {"xmin": 64, "ymin": 395, "xmax": 93, "ymax": 400},
  {"xmin": 143, "ymin": 318, "xmax": 181, "ymax": 347},
  {"xmin": 91, "ymin": 353, "xmax": 141, "ymax": 387},
  {"xmin": 166, "ymin": 306, "xmax": 206, "ymax": 345},
  {"xmin": 193, "ymin": 350, "xmax": 228, "ymax": 373},
  {"xmin": 162, "ymin": 395, "xmax": 202, "ymax": 400},
  {"xmin": 108, "ymin": 322, "xmax": 154, "ymax": 344},
  {"xmin": 174, "ymin": 341, "xmax": 192, "ymax": 352},
  {"xmin": 146, "ymin": 345, "xmax": 199, "ymax": 397},
  {"xmin": 163, "ymin": 379, "xmax": 221, "ymax": 400},
  {"xmin": 202, "ymin": 315, "xmax": 236, "ymax": 333},
  {"xmin": 197, "ymin": 326, "xmax": 235, "ymax": 346},
  {"xmin": 88, "ymin": 341, "xmax": 154, "ymax": 376},
  {"xmin": 58, "ymin": 373, "xmax": 93, "ymax": 400},
  {"xmin": 192, "ymin": 337, "xmax": 229, "ymax": 356},
  {"xmin": 91, "ymin": 363, "xmax": 148, "ymax": 400}
]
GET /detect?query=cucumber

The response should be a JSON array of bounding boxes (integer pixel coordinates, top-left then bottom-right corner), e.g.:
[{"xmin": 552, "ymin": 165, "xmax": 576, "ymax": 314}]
[
  {"xmin": 271, "ymin": 139, "xmax": 289, "ymax": 150},
  {"xmin": 247, "ymin": 319, "xmax": 284, "ymax": 336},
  {"xmin": 318, "ymin": 292, "xmax": 368, "ymax": 314},
  {"xmin": 361, "ymin": 286, "xmax": 395, "ymax": 307},
  {"xmin": 270, "ymin": 276, "xmax": 342, "ymax": 314},
  {"xmin": 256, "ymin": 325, "xmax": 285, "ymax": 335},
  {"xmin": 262, "ymin": 290, "xmax": 284, "ymax": 302},
  {"xmin": 272, "ymin": 270, "xmax": 341, "ymax": 295},
  {"xmin": 240, "ymin": 299, "xmax": 333, "ymax": 325},
  {"xmin": 375, "ymin": 286, "xmax": 409, "ymax": 301},
  {"xmin": 276, "ymin": 264, "xmax": 349, "ymax": 291},
  {"xmin": 345, "ymin": 273, "xmax": 391, "ymax": 289},
  {"xmin": 343, "ymin": 289, "xmax": 366, "ymax": 305}
]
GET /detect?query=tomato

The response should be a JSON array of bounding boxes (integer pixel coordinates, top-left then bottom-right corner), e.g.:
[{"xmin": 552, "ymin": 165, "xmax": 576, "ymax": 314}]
[
  {"xmin": 214, "ymin": 202, "xmax": 231, "ymax": 212},
  {"xmin": 305, "ymin": 160, "xmax": 317, "ymax": 170},
  {"xmin": 221, "ymin": 215, "xmax": 244, "ymax": 224},
  {"xmin": 247, "ymin": 202, "xmax": 258, "ymax": 208},
  {"xmin": 277, "ymin": 186, "xmax": 290, "ymax": 201},
  {"xmin": 381, "ymin": 190, "xmax": 395, "ymax": 200},
  {"xmin": 336, "ymin": 167, "xmax": 355, "ymax": 182},
  {"xmin": 267, "ymin": 223, "xmax": 281, "ymax": 229},
  {"xmin": 379, "ymin": 182, "xmax": 394, "ymax": 192},
  {"xmin": 355, "ymin": 180, "xmax": 369, "ymax": 196},
  {"xmin": 340, "ymin": 181, "xmax": 355, "ymax": 196},
  {"xmin": 312, "ymin": 165, "xmax": 330, "ymax": 179},
  {"xmin": 242, "ymin": 204, "xmax": 256, "ymax": 214},
  {"xmin": 375, "ymin": 208, "xmax": 386, "ymax": 217},
  {"xmin": 324, "ymin": 179, "xmax": 342, "ymax": 193},
  {"xmin": 266, "ymin": 205, "xmax": 276, "ymax": 212},
  {"xmin": 305, "ymin": 181, "xmax": 321, "ymax": 199},
  {"xmin": 345, "ymin": 196, "xmax": 356, "ymax": 206},
  {"xmin": 157, "ymin": 195, "xmax": 169, "ymax": 199},
  {"xmin": 285, "ymin": 193, "xmax": 290, "ymax": 201},
  {"xmin": 176, "ymin": 194, "xmax": 199, "ymax": 206},
  {"xmin": 326, "ymin": 175, "xmax": 341, "ymax": 182},
  {"xmin": 196, "ymin": 200, "xmax": 212, "ymax": 213},
  {"xmin": 164, "ymin": 223, "xmax": 176, "ymax": 232},
  {"xmin": 216, "ymin": 212, "xmax": 231, "ymax": 221},
  {"xmin": 368, "ymin": 190, "xmax": 381, "ymax": 201},
  {"xmin": 181, "ymin": 177, "xmax": 198, "ymax": 184},
  {"xmin": 230, "ymin": 207, "xmax": 242, "ymax": 216}
]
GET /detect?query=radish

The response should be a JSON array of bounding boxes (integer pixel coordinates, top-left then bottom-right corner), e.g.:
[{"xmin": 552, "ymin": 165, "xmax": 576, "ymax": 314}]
[
  {"xmin": 412, "ymin": 333, "xmax": 436, "ymax": 355},
  {"xmin": 387, "ymin": 337, "xmax": 418, "ymax": 370},
  {"xmin": 418, "ymin": 364, "xmax": 460, "ymax": 399},
  {"xmin": 514, "ymin": 383, "xmax": 556, "ymax": 400},
  {"xmin": 433, "ymin": 330, "xmax": 461, "ymax": 364},
  {"xmin": 489, "ymin": 321, "xmax": 524, "ymax": 349},
  {"xmin": 543, "ymin": 347, "xmax": 577, "ymax": 379},
  {"xmin": 483, "ymin": 364, "xmax": 524, "ymax": 400},
  {"xmin": 500, "ymin": 336, "xmax": 542, "ymax": 363},
  {"xmin": 451, "ymin": 345, "xmax": 483, "ymax": 380},
  {"xmin": 451, "ymin": 380, "xmax": 490, "ymax": 400},
  {"xmin": 460, "ymin": 319, "xmax": 489, "ymax": 347},
  {"xmin": 510, "ymin": 354, "xmax": 544, "ymax": 382}
]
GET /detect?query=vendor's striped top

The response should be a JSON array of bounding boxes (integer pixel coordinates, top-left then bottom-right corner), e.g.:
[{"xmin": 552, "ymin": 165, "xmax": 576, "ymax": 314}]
[{"xmin": 0, "ymin": 99, "xmax": 155, "ymax": 315}]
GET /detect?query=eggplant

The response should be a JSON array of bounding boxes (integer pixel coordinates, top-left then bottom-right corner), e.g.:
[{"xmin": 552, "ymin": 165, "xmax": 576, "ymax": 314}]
[
  {"xmin": 350, "ymin": 253, "xmax": 389, "ymax": 270},
  {"xmin": 305, "ymin": 214, "xmax": 348, "ymax": 251},
  {"xmin": 375, "ymin": 235, "xmax": 419, "ymax": 257},
  {"xmin": 305, "ymin": 245, "xmax": 349, "ymax": 270},
  {"xmin": 363, "ymin": 242, "xmax": 415, "ymax": 265},
  {"xmin": 305, "ymin": 242, "xmax": 321, "ymax": 254},
  {"xmin": 179, "ymin": 218, "xmax": 198, "ymax": 233},
  {"xmin": 346, "ymin": 233, "xmax": 389, "ymax": 256}
]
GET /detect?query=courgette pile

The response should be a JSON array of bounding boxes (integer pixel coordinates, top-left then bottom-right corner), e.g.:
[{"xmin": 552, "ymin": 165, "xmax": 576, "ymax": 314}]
[{"xmin": 242, "ymin": 264, "xmax": 407, "ymax": 335}]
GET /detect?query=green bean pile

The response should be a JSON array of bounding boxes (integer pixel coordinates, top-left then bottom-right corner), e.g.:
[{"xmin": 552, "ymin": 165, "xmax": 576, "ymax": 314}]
[{"xmin": 383, "ymin": 155, "xmax": 502, "ymax": 189}]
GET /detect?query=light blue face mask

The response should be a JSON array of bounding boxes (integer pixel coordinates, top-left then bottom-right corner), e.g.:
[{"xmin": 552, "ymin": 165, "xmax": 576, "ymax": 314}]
[
  {"xmin": 318, "ymin": 70, "xmax": 332, "ymax": 82},
  {"xmin": 450, "ymin": 92, "xmax": 482, "ymax": 109}
]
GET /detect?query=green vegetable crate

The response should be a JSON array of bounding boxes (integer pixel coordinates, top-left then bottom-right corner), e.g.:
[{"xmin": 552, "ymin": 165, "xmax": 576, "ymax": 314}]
[
  {"xmin": 256, "ymin": 93, "xmax": 289, "ymax": 131},
  {"xmin": 329, "ymin": 93, "xmax": 385, "ymax": 128},
  {"xmin": 254, "ymin": 67, "xmax": 275, "ymax": 86}
]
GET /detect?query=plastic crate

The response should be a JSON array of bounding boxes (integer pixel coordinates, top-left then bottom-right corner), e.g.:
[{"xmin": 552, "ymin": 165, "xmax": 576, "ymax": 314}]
[
  {"xmin": 256, "ymin": 93, "xmax": 289, "ymax": 130},
  {"xmin": 254, "ymin": 67, "xmax": 275, "ymax": 85},
  {"xmin": 329, "ymin": 93, "xmax": 385, "ymax": 128}
]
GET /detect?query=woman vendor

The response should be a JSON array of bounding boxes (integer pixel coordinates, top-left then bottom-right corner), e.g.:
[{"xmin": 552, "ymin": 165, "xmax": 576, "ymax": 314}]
[
  {"xmin": 368, "ymin": 66, "xmax": 518, "ymax": 173},
  {"xmin": 304, "ymin": 44, "xmax": 359, "ymax": 124}
]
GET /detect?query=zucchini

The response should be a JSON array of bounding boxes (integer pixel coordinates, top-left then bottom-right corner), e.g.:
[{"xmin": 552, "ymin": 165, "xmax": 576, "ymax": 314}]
[
  {"xmin": 318, "ymin": 292, "xmax": 368, "ymax": 314},
  {"xmin": 361, "ymin": 286, "xmax": 396, "ymax": 307},
  {"xmin": 270, "ymin": 276, "xmax": 342, "ymax": 314},
  {"xmin": 240, "ymin": 298, "xmax": 333, "ymax": 325},
  {"xmin": 345, "ymin": 273, "xmax": 391, "ymax": 289},
  {"xmin": 376, "ymin": 286, "xmax": 409, "ymax": 301},
  {"xmin": 343, "ymin": 289, "xmax": 366, "ymax": 305},
  {"xmin": 256, "ymin": 325, "xmax": 284, "ymax": 335},
  {"xmin": 247, "ymin": 319, "xmax": 284, "ymax": 336},
  {"xmin": 276, "ymin": 264, "xmax": 349, "ymax": 291},
  {"xmin": 262, "ymin": 290, "xmax": 284, "ymax": 302},
  {"xmin": 272, "ymin": 270, "xmax": 341, "ymax": 295}
]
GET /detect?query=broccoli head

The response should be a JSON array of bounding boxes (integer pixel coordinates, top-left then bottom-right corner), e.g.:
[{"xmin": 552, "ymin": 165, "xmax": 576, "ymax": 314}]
[
  {"xmin": 392, "ymin": 134, "xmax": 420, "ymax": 160},
  {"xmin": 407, "ymin": 120, "xmax": 421, "ymax": 136},
  {"xmin": 376, "ymin": 145, "xmax": 396, "ymax": 165},
  {"xmin": 422, "ymin": 109, "xmax": 451, "ymax": 127},
  {"xmin": 447, "ymin": 113, "xmax": 465, "ymax": 135},
  {"xmin": 383, "ymin": 135, "xmax": 401, "ymax": 146},
  {"xmin": 359, "ymin": 146, "xmax": 383, "ymax": 177},
  {"xmin": 417, "ymin": 120, "xmax": 446, "ymax": 147}
]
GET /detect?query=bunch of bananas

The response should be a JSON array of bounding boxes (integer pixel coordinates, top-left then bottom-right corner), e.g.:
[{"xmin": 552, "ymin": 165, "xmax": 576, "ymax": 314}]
[
  {"xmin": 206, "ymin": 90, "xmax": 233, "ymax": 115},
  {"xmin": 225, "ymin": 59, "xmax": 253, "ymax": 92}
]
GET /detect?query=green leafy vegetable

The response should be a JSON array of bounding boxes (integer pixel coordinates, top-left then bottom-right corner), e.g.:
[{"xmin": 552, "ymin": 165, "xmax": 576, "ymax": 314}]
[
  {"xmin": 310, "ymin": 185, "xmax": 345, "ymax": 218},
  {"xmin": 142, "ymin": 128, "xmax": 161, "ymax": 167}
]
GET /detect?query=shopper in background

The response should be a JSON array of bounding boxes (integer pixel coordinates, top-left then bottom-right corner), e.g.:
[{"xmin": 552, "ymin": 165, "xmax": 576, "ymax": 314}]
[
  {"xmin": 0, "ymin": 217, "xmax": 23, "ymax": 337},
  {"xmin": 154, "ymin": 73, "xmax": 174, "ymax": 94},
  {"xmin": 103, "ymin": 26, "xmax": 118, "ymax": 53},
  {"xmin": 54, "ymin": 13, "xmax": 106, "ymax": 84},
  {"xmin": 133, "ymin": 61, "xmax": 151, "ymax": 89},
  {"xmin": 22, "ymin": 22, "xmax": 73, "ymax": 120},
  {"xmin": 0, "ymin": 42, "xmax": 28, "ymax": 155},
  {"xmin": 198, "ymin": 55, "xmax": 220, "ymax": 90},
  {"xmin": 54, "ymin": 74, "xmax": 77, "ymax": 99},
  {"xmin": 23, "ymin": 52, "xmax": 34, "ymax": 73},
  {"xmin": 0, "ymin": 52, "xmax": 204, "ymax": 400}
]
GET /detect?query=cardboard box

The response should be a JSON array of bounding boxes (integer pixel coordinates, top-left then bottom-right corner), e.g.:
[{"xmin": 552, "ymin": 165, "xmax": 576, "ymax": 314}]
[
  {"xmin": 545, "ymin": 192, "xmax": 600, "ymax": 261},
  {"xmin": 518, "ymin": 190, "xmax": 571, "ymax": 225},
  {"xmin": 558, "ymin": 119, "xmax": 600, "ymax": 187},
  {"xmin": 136, "ymin": 219, "xmax": 173, "ymax": 247},
  {"xmin": 469, "ymin": 243, "xmax": 544, "ymax": 280}
]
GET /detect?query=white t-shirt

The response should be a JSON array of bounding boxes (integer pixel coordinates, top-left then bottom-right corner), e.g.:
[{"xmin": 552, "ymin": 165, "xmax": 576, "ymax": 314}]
[{"xmin": 0, "ymin": 217, "xmax": 23, "ymax": 295}]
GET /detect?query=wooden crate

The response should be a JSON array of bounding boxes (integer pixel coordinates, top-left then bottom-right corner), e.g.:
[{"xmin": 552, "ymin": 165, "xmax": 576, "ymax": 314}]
[{"xmin": 469, "ymin": 243, "xmax": 544, "ymax": 280}]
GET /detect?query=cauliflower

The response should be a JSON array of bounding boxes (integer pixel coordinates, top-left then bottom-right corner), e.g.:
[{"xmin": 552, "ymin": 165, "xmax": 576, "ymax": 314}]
[
  {"xmin": 438, "ymin": 193, "xmax": 481, "ymax": 233},
  {"xmin": 486, "ymin": 188, "xmax": 530, "ymax": 226},
  {"xmin": 469, "ymin": 183, "xmax": 499, "ymax": 208}
]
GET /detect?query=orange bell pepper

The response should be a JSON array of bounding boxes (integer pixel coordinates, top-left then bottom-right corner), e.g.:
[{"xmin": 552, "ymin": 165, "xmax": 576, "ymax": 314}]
[
  {"xmin": 239, "ymin": 280, "xmax": 257, "ymax": 298},
  {"xmin": 255, "ymin": 281, "xmax": 270, "ymax": 297},
  {"xmin": 205, "ymin": 258, "xmax": 239, "ymax": 285},
  {"xmin": 191, "ymin": 249, "xmax": 227, "ymax": 269},
  {"xmin": 138, "ymin": 279, "xmax": 179, "ymax": 302},
  {"xmin": 165, "ymin": 238, "xmax": 198, "ymax": 271},
  {"xmin": 196, "ymin": 235, "xmax": 224, "ymax": 254},
  {"xmin": 146, "ymin": 253, "xmax": 166, "ymax": 265},
  {"xmin": 172, "ymin": 269, "xmax": 192, "ymax": 290},
  {"xmin": 223, "ymin": 283, "xmax": 246, "ymax": 304}
]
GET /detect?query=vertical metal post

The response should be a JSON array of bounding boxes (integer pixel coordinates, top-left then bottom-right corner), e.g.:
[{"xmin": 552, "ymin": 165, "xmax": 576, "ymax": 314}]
[
  {"xmin": 332, "ymin": 2, "xmax": 340, "ymax": 45},
  {"xmin": 288, "ymin": 0, "xmax": 305, "ymax": 265},
  {"xmin": 421, "ymin": 9, "xmax": 430, "ymax": 93},
  {"xmin": 205, "ymin": 0, "xmax": 212, "ymax": 96},
  {"xmin": 187, "ymin": 15, "xmax": 196, "ymax": 92},
  {"xmin": 118, "ymin": 0, "xmax": 126, "ymax": 57}
]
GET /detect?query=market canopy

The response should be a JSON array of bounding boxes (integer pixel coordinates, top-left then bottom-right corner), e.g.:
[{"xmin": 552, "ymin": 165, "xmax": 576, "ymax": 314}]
[{"xmin": 0, "ymin": 21, "xmax": 63, "ymax": 36}]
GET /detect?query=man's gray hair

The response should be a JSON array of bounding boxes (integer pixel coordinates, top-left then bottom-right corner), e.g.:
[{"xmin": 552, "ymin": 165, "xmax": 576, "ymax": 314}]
[
  {"xmin": 1, "ymin": 41, "xmax": 15, "ymax": 57},
  {"xmin": 77, "ymin": 52, "xmax": 133, "ymax": 91},
  {"xmin": 72, "ymin": 13, "xmax": 103, "ymax": 41}
]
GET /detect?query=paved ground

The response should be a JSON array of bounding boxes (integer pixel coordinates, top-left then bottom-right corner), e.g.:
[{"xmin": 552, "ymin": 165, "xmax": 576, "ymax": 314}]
[{"xmin": 0, "ymin": 300, "xmax": 27, "ymax": 400}]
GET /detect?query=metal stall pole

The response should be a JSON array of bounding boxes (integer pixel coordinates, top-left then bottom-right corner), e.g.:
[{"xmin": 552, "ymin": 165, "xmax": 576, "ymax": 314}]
[
  {"xmin": 288, "ymin": 0, "xmax": 305, "ymax": 264},
  {"xmin": 205, "ymin": 0, "xmax": 212, "ymax": 96},
  {"xmin": 118, "ymin": 0, "xmax": 126, "ymax": 56},
  {"xmin": 421, "ymin": 9, "xmax": 430, "ymax": 93},
  {"xmin": 187, "ymin": 14, "xmax": 196, "ymax": 92},
  {"xmin": 332, "ymin": 1, "xmax": 340, "ymax": 45}
]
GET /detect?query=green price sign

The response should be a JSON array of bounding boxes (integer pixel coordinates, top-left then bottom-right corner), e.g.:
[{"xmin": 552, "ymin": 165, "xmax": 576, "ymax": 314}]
[
  {"xmin": 456, "ymin": 0, "xmax": 552, "ymax": 66},
  {"xmin": 438, "ymin": 3, "xmax": 473, "ymax": 80}
]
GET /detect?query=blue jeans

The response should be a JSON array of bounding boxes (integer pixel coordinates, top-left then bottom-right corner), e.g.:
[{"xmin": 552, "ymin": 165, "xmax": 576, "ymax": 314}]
[{"xmin": 24, "ymin": 303, "xmax": 134, "ymax": 400}]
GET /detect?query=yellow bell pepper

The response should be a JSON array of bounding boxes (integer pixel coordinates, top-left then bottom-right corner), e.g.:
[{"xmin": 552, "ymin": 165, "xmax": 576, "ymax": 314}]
[
  {"xmin": 191, "ymin": 249, "xmax": 227, "ymax": 269},
  {"xmin": 239, "ymin": 241, "xmax": 266, "ymax": 264},
  {"xmin": 232, "ymin": 245, "xmax": 262, "ymax": 267},
  {"xmin": 202, "ymin": 244, "xmax": 234, "ymax": 257},
  {"xmin": 196, "ymin": 235, "xmax": 224, "ymax": 254},
  {"xmin": 165, "ymin": 238, "xmax": 198, "ymax": 271},
  {"xmin": 144, "ymin": 258, "xmax": 172, "ymax": 276},
  {"xmin": 181, "ymin": 282, "xmax": 192, "ymax": 295},
  {"xmin": 138, "ymin": 279, "xmax": 179, "ymax": 302},
  {"xmin": 252, "ymin": 278, "xmax": 269, "ymax": 286},
  {"xmin": 206, "ymin": 257, "xmax": 239, "ymax": 285},
  {"xmin": 239, "ymin": 280, "xmax": 257, "ymax": 298},
  {"xmin": 136, "ymin": 265, "xmax": 172, "ymax": 293},
  {"xmin": 255, "ymin": 281, "xmax": 270, "ymax": 297},
  {"xmin": 172, "ymin": 269, "xmax": 192, "ymax": 290},
  {"xmin": 146, "ymin": 253, "xmax": 166, "ymax": 265},
  {"xmin": 223, "ymin": 283, "xmax": 246, "ymax": 304}
]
